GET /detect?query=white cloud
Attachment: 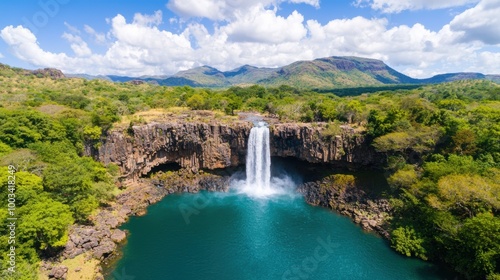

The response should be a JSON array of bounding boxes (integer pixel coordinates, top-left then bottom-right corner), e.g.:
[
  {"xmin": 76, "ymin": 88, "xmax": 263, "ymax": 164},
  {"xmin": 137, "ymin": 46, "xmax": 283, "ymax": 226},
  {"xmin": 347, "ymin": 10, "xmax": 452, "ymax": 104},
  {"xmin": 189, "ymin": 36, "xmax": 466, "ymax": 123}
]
[
  {"xmin": 0, "ymin": 52, "xmax": 3, "ymax": 58},
  {"xmin": 1, "ymin": 2, "xmax": 499, "ymax": 78},
  {"xmin": 289, "ymin": 0, "xmax": 319, "ymax": 7},
  {"xmin": 166, "ymin": 0, "xmax": 318, "ymax": 20},
  {"xmin": 223, "ymin": 6, "xmax": 307, "ymax": 43},
  {"xmin": 132, "ymin": 10, "xmax": 163, "ymax": 26},
  {"xmin": 64, "ymin": 22, "xmax": 81, "ymax": 34},
  {"xmin": 450, "ymin": 0, "xmax": 500, "ymax": 44},
  {"xmin": 167, "ymin": 0, "xmax": 229, "ymax": 20},
  {"xmin": 62, "ymin": 33, "xmax": 92, "ymax": 57},
  {"xmin": 84, "ymin": 25, "xmax": 107, "ymax": 44},
  {"xmin": 1, "ymin": 25, "xmax": 71, "ymax": 68},
  {"xmin": 355, "ymin": 0, "xmax": 479, "ymax": 13}
]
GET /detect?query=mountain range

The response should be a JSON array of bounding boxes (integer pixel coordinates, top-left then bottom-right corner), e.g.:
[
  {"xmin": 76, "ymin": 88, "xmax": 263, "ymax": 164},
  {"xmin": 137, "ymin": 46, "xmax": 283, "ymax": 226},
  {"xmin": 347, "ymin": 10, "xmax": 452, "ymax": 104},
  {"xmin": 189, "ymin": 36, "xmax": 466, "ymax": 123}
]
[{"xmin": 62, "ymin": 56, "xmax": 500, "ymax": 89}]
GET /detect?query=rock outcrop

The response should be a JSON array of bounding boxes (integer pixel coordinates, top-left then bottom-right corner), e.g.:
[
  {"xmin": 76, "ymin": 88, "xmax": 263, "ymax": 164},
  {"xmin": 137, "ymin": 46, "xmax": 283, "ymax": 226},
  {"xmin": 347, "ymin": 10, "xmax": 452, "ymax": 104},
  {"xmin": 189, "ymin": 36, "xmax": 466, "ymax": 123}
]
[
  {"xmin": 298, "ymin": 174, "xmax": 391, "ymax": 238},
  {"xmin": 91, "ymin": 121, "xmax": 251, "ymax": 181},
  {"xmin": 270, "ymin": 123, "xmax": 375, "ymax": 165},
  {"xmin": 89, "ymin": 120, "xmax": 380, "ymax": 182},
  {"xmin": 31, "ymin": 68, "xmax": 65, "ymax": 79}
]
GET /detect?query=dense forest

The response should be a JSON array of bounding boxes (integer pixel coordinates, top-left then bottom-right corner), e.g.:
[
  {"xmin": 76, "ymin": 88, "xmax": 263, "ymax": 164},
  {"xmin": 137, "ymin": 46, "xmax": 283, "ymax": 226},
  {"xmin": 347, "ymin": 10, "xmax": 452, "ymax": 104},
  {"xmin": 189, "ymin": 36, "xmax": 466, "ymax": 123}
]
[{"xmin": 0, "ymin": 64, "xmax": 499, "ymax": 279}]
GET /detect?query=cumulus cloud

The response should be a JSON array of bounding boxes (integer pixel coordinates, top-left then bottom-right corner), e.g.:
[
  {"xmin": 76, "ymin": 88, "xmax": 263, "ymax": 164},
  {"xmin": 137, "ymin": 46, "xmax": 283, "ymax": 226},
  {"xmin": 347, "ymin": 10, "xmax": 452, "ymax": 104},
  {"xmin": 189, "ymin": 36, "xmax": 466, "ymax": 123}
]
[
  {"xmin": 167, "ymin": 0, "xmax": 318, "ymax": 20},
  {"xmin": 223, "ymin": 7, "xmax": 307, "ymax": 43},
  {"xmin": 0, "ymin": 25, "xmax": 71, "ymax": 68},
  {"xmin": 450, "ymin": 0, "xmax": 500, "ymax": 44},
  {"xmin": 355, "ymin": 0, "xmax": 479, "ymax": 13},
  {"xmin": 1, "ymin": 1, "xmax": 499, "ymax": 78},
  {"xmin": 0, "ymin": 52, "xmax": 3, "ymax": 58}
]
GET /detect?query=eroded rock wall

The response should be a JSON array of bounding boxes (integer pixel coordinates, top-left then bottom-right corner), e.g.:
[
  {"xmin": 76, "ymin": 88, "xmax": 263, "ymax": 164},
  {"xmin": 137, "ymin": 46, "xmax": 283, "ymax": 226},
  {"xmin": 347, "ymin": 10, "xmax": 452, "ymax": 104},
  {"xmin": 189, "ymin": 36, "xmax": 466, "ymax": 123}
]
[
  {"xmin": 270, "ymin": 123, "xmax": 375, "ymax": 165},
  {"xmin": 89, "ymin": 121, "xmax": 380, "ymax": 181}
]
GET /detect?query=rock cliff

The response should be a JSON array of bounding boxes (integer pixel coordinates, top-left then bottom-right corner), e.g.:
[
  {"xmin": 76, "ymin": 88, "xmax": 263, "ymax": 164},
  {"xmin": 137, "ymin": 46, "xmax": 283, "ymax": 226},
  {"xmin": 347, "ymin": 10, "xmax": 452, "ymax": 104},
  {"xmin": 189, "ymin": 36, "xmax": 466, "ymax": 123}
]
[
  {"xmin": 298, "ymin": 174, "xmax": 391, "ymax": 238},
  {"xmin": 89, "ymin": 121, "xmax": 380, "ymax": 182}
]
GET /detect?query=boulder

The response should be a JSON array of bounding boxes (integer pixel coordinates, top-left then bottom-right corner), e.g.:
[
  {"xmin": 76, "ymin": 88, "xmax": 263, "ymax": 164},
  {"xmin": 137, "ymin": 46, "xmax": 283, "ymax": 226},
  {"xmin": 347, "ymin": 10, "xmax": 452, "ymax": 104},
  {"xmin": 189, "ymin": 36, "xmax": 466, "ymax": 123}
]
[
  {"xmin": 111, "ymin": 229, "xmax": 127, "ymax": 243},
  {"xmin": 49, "ymin": 266, "xmax": 68, "ymax": 279},
  {"xmin": 93, "ymin": 240, "xmax": 116, "ymax": 259}
]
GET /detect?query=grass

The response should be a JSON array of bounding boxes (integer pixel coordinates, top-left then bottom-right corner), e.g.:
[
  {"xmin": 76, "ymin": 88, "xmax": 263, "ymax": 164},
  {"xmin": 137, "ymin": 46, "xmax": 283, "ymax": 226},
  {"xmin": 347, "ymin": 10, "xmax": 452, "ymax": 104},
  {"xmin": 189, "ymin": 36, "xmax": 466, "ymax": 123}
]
[
  {"xmin": 38, "ymin": 253, "xmax": 99, "ymax": 280},
  {"xmin": 115, "ymin": 107, "xmax": 240, "ymax": 130}
]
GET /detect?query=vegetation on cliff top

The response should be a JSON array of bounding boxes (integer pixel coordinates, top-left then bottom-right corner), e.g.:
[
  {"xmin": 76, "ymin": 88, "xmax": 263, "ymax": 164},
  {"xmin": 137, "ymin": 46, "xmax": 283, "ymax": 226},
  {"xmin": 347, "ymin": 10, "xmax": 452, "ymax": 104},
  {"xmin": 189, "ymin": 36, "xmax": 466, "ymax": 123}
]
[{"xmin": 0, "ymin": 63, "xmax": 499, "ymax": 279}]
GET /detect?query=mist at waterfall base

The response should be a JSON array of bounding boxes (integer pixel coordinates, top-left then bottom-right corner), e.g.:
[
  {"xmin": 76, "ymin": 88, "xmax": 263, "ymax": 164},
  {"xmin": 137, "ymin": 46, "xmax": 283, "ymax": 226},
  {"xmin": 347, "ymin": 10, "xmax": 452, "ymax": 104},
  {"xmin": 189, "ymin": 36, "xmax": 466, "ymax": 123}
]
[{"xmin": 105, "ymin": 124, "xmax": 447, "ymax": 280}]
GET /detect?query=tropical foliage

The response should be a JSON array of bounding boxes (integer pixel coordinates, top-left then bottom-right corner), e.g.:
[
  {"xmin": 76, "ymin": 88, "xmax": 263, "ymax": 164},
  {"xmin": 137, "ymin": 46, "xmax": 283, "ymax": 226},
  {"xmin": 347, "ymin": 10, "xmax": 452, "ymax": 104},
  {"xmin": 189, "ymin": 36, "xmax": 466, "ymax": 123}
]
[{"xmin": 0, "ymin": 63, "xmax": 499, "ymax": 279}]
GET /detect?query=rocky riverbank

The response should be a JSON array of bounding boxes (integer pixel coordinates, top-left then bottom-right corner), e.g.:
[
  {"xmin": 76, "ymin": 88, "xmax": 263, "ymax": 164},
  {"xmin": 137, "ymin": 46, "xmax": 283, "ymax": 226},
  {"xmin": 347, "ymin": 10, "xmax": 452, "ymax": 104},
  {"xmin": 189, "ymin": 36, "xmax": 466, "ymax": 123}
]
[
  {"xmin": 298, "ymin": 173, "xmax": 392, "ymax": 238},
  {"xmin": 42, "ymin": 115, "xmax": 389, "ymax": 279},
  {"xmin": 40, "ymin": 165, "xmax": 393, "ymax": 279},
  {"xmin": 39, "ymin": 170, "xmax": 231, "ymax": 280}
]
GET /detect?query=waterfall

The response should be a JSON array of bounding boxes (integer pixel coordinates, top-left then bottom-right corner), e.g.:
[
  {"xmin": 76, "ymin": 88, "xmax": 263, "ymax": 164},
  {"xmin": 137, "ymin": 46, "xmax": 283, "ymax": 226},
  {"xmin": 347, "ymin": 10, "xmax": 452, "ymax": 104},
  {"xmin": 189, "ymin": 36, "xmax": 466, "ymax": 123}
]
[{"xmin": 245, "ymin": 121, "xmax": 272, "ymax": 195}]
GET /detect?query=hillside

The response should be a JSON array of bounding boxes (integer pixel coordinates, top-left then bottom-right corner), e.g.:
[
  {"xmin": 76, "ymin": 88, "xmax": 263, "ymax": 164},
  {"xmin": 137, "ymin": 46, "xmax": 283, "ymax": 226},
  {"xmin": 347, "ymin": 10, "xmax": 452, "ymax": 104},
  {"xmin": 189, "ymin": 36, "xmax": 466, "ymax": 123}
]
[
  {"xmin": 258, "ymin": 56, "xmax": 418, "ymax": 88},
  {"xmin": 3, "ymin": 56, "xmax": 499, "ymax": 90},
  {"xmin": 1, "ymin": 61, "xmax": 500, "ymax": 279},
  {"xmin": 96, "ymin": 56, "xmax": 498, "ymax": 89}
]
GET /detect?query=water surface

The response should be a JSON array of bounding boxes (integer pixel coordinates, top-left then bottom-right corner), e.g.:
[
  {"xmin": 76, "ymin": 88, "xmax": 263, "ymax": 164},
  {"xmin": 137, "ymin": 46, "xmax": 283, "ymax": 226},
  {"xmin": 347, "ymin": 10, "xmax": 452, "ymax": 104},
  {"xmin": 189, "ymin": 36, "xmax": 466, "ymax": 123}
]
[{"xmin": 106, "ymin": 191, "xmax": 446, "ymax": 280}]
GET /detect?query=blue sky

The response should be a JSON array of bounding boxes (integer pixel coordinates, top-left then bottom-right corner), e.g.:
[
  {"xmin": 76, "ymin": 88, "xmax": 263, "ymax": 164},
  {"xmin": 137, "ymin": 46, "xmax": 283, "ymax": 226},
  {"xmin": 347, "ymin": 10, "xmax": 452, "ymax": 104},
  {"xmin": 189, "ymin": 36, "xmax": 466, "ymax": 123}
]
[{"xmin": 0, "ymin": 0, "xmax": 499, "ymax": 77}]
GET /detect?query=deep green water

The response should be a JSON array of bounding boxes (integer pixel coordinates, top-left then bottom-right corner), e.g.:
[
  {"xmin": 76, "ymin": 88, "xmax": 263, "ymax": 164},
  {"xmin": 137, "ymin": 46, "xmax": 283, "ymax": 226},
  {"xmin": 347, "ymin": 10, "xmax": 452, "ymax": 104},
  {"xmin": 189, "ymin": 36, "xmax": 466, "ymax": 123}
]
[{"xmin": 105, "ymin": 191, "xmax": 447, "ymax": 280}]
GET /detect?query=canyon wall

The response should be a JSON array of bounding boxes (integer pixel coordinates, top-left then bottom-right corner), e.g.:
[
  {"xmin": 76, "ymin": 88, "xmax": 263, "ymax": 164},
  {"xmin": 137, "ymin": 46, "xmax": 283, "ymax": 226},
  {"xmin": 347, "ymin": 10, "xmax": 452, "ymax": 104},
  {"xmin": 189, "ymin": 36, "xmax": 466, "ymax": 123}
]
[{"xmin": 88, "ymin": 120, "xmax": 380, "ymax": 181}]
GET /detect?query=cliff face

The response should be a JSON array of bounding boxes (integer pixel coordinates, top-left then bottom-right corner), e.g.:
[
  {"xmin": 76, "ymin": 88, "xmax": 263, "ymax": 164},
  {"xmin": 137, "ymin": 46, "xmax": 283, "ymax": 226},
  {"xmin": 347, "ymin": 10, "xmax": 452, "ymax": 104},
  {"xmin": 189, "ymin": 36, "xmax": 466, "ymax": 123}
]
[
  {"xmin": 92, "ymin": 122, "xmax": 251, "ymax": 180},
  {"xmin": 89, "ymin": 121, "xmax": 380, "ymax": 181},
  {"xmin": 270, "ymin": 123, "xmax": 375, "ymax": 165}
]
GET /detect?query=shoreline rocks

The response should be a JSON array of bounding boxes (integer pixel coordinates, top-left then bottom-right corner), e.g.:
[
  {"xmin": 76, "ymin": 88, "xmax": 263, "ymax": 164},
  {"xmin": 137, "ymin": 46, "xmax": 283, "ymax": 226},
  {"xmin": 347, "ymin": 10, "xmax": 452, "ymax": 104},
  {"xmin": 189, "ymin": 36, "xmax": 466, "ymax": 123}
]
[
  {"xmin": 42, "ymin": 170, "xmax": 231, "ymax": 279},
  {"xmin": 42, "ymin": 167, "xmax": 392, "ymax": 279},
  {"xmin": 298, "ymin": 174, "xmax": 392, "ymax": 238},
  {"xmin": 44, "ymin": 117, "xmax": 390, "ymax": 279}
]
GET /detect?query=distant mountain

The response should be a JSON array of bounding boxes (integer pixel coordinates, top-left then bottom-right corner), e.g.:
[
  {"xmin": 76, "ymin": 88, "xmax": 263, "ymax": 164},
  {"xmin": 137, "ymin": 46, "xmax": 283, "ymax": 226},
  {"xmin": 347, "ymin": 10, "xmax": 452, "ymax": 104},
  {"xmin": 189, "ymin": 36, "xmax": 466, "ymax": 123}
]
[
  {"xmin": 486, "ymin": 75, "xmax": 500, "ymax": 83},
  {"xmin": 66, "ymin": 73, "xmax": 112, "ymax": 81},
  {"xmin": 100, "ymin": 56, "xmax": 497, "ymax": 89},
  {"xmin": 257, "ymin": 56, "xmax": 419, "ymax": 88},
  {"xmin": 420, "ymin": 73, "xmax": 486, "ymax": 84},
  {"xmin": 7, "ymin": 56, "xmax": 497, "ymax": 89},
  {"xmin": 162, "ymin": 66, "xmax": 229, "ymax": 87},
  {"xmin": 223, "ymin": 65, "xmax": 277, "ymax": 85},
  {"xmin": 145, "ymin": 56, "xmax": 419, "ymax": 89}
]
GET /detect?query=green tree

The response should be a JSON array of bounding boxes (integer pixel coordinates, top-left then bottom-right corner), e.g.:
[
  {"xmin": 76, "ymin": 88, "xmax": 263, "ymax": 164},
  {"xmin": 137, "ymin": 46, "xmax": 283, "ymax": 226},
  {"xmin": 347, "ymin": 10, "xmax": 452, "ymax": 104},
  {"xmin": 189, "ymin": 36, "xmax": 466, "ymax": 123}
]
[
  {"xmin": 391, "ymin": 226, "xmax": 427, "ymax": 260},
  {"xmin": 453, "ymin": 213, "xmax": 500, "ymax": 278},
  {"xmin": 373, "ymin": 132, "xmax": 413, "ymax": 153},
  {"xmin": 388, "ymin": 166, "xmax": 418, "ymax": 190},
  {"xmin": 432, "ymin": 174, "xmax": 500, "ymax": 216},
  {"xmin": 42, "ymin": 163, "xmax": 96, "ymax": 222},
  {"xmin": 0, "ymin": 141, "xmax": 12, "ymax": 156},
  {"xmin": 186, "ymin": 93, "xmax": 207, "ymax": 110},
  {"xmin": 0, "ymin": 167, "xmax": 43, "ymax": 207},
  {"xmin": 0, "ymin": 110, "xmax": 66, "ymax": 148},
  {"xmin": 18, "ymin": 196, "xmax": 74, "ymax": 250},
  {"xmin": 450, "ymin": 128, "xmax": 477, "ymax": 156}
]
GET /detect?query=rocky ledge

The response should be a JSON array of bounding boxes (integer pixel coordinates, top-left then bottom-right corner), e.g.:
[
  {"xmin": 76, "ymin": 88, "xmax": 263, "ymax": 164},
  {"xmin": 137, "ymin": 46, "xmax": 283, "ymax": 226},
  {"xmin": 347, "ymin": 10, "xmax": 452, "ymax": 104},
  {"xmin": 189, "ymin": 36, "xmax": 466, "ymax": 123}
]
[
  {"xmin": 298, "ymin": 173, "xmax": 392, "ymax": 238},
  {"xmin": 88, "ymin": 118, "xmax": 381, "ymax": 182}
]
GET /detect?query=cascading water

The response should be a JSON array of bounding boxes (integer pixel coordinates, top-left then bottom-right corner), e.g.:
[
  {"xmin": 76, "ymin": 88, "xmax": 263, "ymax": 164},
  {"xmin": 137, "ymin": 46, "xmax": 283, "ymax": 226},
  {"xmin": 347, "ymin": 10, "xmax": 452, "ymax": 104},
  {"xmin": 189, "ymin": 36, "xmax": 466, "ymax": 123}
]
[{"xmin": 243, "ymin": 121, "xmax": 275, "ymax": 196}]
